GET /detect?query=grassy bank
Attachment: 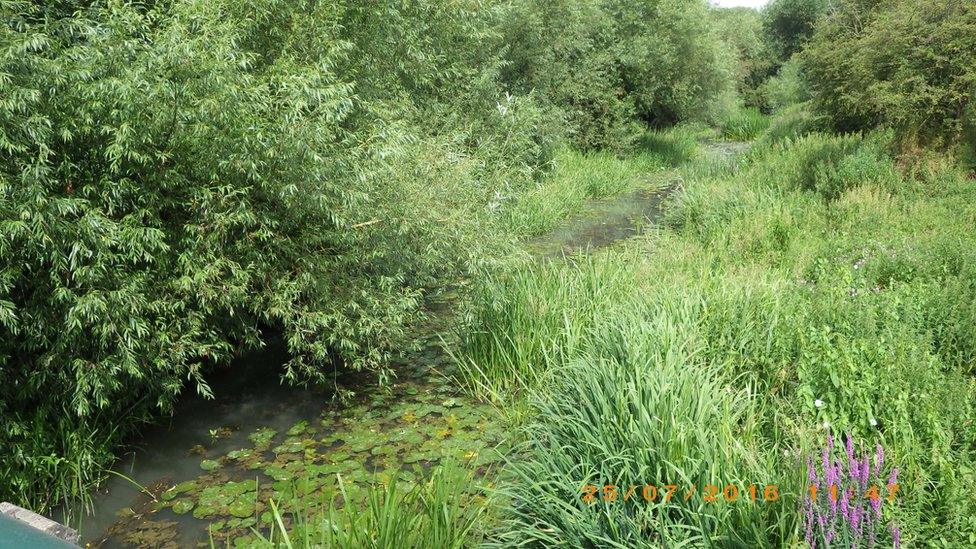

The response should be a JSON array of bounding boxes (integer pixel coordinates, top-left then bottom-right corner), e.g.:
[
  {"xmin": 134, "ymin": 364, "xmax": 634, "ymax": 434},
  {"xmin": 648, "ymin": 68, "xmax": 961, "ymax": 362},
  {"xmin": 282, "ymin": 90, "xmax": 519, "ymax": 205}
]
[{"xmin": 455, "ymin": 124, "xmax": 976, "ymax": 546}]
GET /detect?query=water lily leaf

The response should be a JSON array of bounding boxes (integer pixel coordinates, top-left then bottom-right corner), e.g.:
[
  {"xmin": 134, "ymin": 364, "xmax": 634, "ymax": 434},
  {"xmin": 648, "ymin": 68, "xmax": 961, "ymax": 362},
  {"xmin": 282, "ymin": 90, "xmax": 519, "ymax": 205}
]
[
  {"xmin": 200, "ymin": 459, "xmax": 220, "ymax": 471},
  {"xmin": 287, "ymin": 421, "xmax": 309, "ymax": 437},
  {"xmin": 172, "ymin": 499, "xmax": 194, "ymax": 515},
  {"xmin": 248, "ymin": 428, "xmax": 277, "ymax": 448},
  {"xmin": 228, "ymin": 499, "xmax": 254, "ymax": 519}
]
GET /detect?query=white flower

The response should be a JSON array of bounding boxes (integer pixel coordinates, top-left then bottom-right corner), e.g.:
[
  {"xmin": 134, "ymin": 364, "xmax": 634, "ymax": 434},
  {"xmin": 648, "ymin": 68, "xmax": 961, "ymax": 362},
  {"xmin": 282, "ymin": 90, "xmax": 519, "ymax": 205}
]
[
  {"xmin": 822, "ymin": 421, "xmax": 830, "ymax": 429},
  {"xmin": 869, "ymin": 418, "xmax": 878, "ymax": 427},
  {"xmin": 814, "ymin": 399, "xmax": 824, "ymax": 409}
]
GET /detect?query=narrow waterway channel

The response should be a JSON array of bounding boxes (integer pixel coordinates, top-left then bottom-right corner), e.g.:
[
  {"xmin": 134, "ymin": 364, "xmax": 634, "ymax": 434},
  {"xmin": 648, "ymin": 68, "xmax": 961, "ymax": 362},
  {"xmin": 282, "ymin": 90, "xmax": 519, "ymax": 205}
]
[{"xmin": 74, "ymin": 141, "xmax": 745, "ymax": 547}]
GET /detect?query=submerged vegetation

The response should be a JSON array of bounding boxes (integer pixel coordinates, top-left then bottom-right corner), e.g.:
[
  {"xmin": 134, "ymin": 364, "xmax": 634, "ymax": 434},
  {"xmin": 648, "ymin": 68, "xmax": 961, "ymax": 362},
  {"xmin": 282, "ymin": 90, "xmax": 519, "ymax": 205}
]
[{"xmin": 2, "ymin": 0, "xmax": 975, "ymax": 547}]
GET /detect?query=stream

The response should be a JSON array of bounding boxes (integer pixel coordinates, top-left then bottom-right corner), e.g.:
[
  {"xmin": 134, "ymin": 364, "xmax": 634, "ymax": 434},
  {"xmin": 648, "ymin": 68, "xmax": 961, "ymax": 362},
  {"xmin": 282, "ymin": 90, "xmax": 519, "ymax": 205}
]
[{"xmin": 73, "ymin": 141, "xmax": 746, "ymax": 547}]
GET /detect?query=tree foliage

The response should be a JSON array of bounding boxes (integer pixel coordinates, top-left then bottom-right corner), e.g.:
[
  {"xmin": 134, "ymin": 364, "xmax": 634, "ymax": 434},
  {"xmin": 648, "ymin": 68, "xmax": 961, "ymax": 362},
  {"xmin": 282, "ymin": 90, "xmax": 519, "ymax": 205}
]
[
  {"xmin": 711, "ymin": 7, "xmax": 777, "ymax": 109},
  {"xmin": 762, "ymin": 0, "xmax": 828, "ymax": 62},
  {"xmin": 0, "ymin": 0, "xmax": 735, "ymax": 511},
  {"xmin": 500, "ymin": 0, "xmax": 734, "ymax": 149},
  {"xmin": 801, "ymin": 0, "xmax": 976, "ymax": 149}
]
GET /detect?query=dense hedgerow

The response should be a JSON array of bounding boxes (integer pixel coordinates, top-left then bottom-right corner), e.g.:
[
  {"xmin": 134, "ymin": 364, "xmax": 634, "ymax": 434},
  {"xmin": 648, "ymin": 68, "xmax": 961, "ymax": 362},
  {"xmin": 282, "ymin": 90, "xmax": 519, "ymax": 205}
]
[{"xmin": 802, "ymin": 0, "xmax": 976, "ymax": 151}]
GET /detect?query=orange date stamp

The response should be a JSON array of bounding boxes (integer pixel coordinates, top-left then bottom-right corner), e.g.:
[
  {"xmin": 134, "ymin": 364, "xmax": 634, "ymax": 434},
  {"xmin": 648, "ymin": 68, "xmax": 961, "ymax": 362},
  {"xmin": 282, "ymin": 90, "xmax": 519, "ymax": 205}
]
[{"xmin": 581, "ymin": 483, "xmax": 782, "ymax": 504}]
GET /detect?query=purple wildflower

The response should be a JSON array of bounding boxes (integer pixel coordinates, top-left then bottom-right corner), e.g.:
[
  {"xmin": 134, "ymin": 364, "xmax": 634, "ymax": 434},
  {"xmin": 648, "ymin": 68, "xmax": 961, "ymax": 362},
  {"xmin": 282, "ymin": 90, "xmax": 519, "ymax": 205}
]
[
  {"xmin": 846, "ymin": 433, "xmax": 855, "ymax": 465},
  {"xmin": 852, "ymin": 506, "xmax": 863, "ymax": 538},
  {"xmin": 875, "ymin": 443, "xmax": 884, "ymax": 470},
  {"xmin": 871, "ymin": 488, "xmax": 882, "ymax": 517},
  {"xmin": 888, "ymin": 467, "xmax": 899, "ymax": 488},
  {"xmin": 860, "ymin": 456, "xmax": 871, "ymax": 488},
  {"xmin": 841, "ymin": 488, "xmax": 851, "ymax": 521},
  {"xmin": 892, "ymin": 525, "xmax": 901, "ymax": 548}
]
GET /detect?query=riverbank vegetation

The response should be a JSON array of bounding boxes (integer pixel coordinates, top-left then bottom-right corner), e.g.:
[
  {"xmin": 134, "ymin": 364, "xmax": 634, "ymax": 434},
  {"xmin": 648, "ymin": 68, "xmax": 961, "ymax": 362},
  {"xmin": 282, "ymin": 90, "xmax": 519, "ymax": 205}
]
[
  {"xmin": 3, "ymin": 0, "xmax": 975, "ymax": 547},
  {"xmin": 1, "ymin": 0, "xmax": 736, "ymax": 515}
]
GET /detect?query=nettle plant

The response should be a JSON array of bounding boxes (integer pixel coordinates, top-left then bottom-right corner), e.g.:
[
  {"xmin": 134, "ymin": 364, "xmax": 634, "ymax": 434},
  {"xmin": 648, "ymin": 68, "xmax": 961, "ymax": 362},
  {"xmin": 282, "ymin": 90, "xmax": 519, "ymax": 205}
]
[{"xmin": 802, "ymin": 434, "xmax": 901, "ymax": 548}]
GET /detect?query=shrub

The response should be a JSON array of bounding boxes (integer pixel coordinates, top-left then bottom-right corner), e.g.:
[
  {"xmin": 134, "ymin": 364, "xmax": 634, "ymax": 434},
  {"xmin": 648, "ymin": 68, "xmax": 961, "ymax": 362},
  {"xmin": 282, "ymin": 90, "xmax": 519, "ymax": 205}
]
[
  {"xmin": 761, "ymin": 58, "xmax": 809, "ymax": 112},
  {"xmin": 0, "ymin": 0, "xmax": 553, "ymax": 511},
  {"xmin": 802, "ymin": 0, "xmax": 976, "ymax": 146}
]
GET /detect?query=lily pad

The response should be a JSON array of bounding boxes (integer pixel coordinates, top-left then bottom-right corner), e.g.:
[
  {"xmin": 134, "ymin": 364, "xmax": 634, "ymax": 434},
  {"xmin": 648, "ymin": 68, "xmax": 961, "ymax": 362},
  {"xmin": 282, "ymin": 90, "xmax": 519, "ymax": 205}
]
[
  {"xmin": 200, "ymin": 459, "xmax": 220, "ymax": 471},
  {"xmin": 172, "ymin": 499, "xmax": 194, "ymax": 515},
  {"xmin": 228, "ymin": 499, "xmax": 254, "ymax": 519},
  {"xmin": 248, "ymin": 428, "xmax": 277, "ymax": 448}
]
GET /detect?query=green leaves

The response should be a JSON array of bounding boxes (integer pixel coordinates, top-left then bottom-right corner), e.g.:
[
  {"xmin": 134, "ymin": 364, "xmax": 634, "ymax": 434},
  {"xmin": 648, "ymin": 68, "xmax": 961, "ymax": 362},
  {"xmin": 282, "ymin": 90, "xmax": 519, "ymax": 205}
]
[{"xmin": 801, "ymin": 0, "xmax": 976, "ymax": 145}]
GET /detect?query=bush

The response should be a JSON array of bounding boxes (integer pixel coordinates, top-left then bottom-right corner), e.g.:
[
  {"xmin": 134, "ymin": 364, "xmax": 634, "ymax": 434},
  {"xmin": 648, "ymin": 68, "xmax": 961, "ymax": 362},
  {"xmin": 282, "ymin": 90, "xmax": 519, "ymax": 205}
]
[
  {"xmin": 761, "ymin": 58, "xmax": 809, "ymax": 112},
  {"xmin": 500, "ymin": 0, "xmax": 735, "ymax": 149},
  {"xmin": 0, "ymin": 0, "xmax": 553, "ymax": 511},
  {"xmin": 802, "ymin": 0, "xmax": 976, "ymax": 146}
]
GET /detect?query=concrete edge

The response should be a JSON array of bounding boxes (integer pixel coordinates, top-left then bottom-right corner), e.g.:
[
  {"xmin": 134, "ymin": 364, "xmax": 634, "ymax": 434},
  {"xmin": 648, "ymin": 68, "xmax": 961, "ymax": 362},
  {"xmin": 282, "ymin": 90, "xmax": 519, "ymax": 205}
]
[{"xmin": 0, "ymin": 502, "xmax": 79, "ymax": 545}]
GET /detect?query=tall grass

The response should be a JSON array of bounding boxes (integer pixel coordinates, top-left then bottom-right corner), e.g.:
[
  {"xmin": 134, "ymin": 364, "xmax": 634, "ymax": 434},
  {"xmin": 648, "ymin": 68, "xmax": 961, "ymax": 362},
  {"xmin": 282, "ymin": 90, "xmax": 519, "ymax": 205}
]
[
  {"xmin": 504, "ymin": 126, "xmax": 701, "ymax": 236},
  {"xmin": 489, "ymin": 305, "xmax": 799, "ymax": 547},
  {"xmin": 454, "ymin": 253, "xmax": 638, "ymax": 402},
  {"xmin": 720, "ymin": 108, "xmax": 770, "ymax": 141},
  {"xmin": 248, "ymin": 462, "xmax": 489, "ymax": 548},
  {"xmin": 457, "ymin": 125, "xmax": 976, "ymax": 545}
]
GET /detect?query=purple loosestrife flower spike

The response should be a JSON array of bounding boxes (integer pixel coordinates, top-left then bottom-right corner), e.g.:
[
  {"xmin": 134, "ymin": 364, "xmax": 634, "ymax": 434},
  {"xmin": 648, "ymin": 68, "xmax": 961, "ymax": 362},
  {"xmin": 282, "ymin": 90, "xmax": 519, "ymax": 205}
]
[
  {"xmin": 892, "ymin": 525, "xmax": 901, "ymax": 549},
  {"xmin": 808, "ymin": 456, "xmax": 817, "ymax": 484},
  {"xmin": 846, "ymin": 434, "xmax": 854, "ymax": 465},
  {"xmin": 860, "ymin": 455, "xmax": 870, "ymax": 488},
  {"xmin": 875, "ymin": 443, "xmax": 884, "ymax": 470},
  {"xmin": 850, "ymin": 457, "xmax": 860, "ymax": 482},
  {"xmin": 841, "ymin": 488, "xmax": 850, "ymax": 522},
  {"xmin": 871, "ymin": 487, "xmax": 882, "ymax": 518},
  {"xmin": 827, "ymin": 433, "xmax": 834, "ymax": 450},
  {"xmin": 852, "ymin": 506, "xmax": 863, "ymax": 538},
  {"xmin": 888, "ymin": 467, "xmax": 899, "ymax": 488},
  {"xmin": 826, "ymin": 528, "xmax": 835, "ymax": 544}
]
